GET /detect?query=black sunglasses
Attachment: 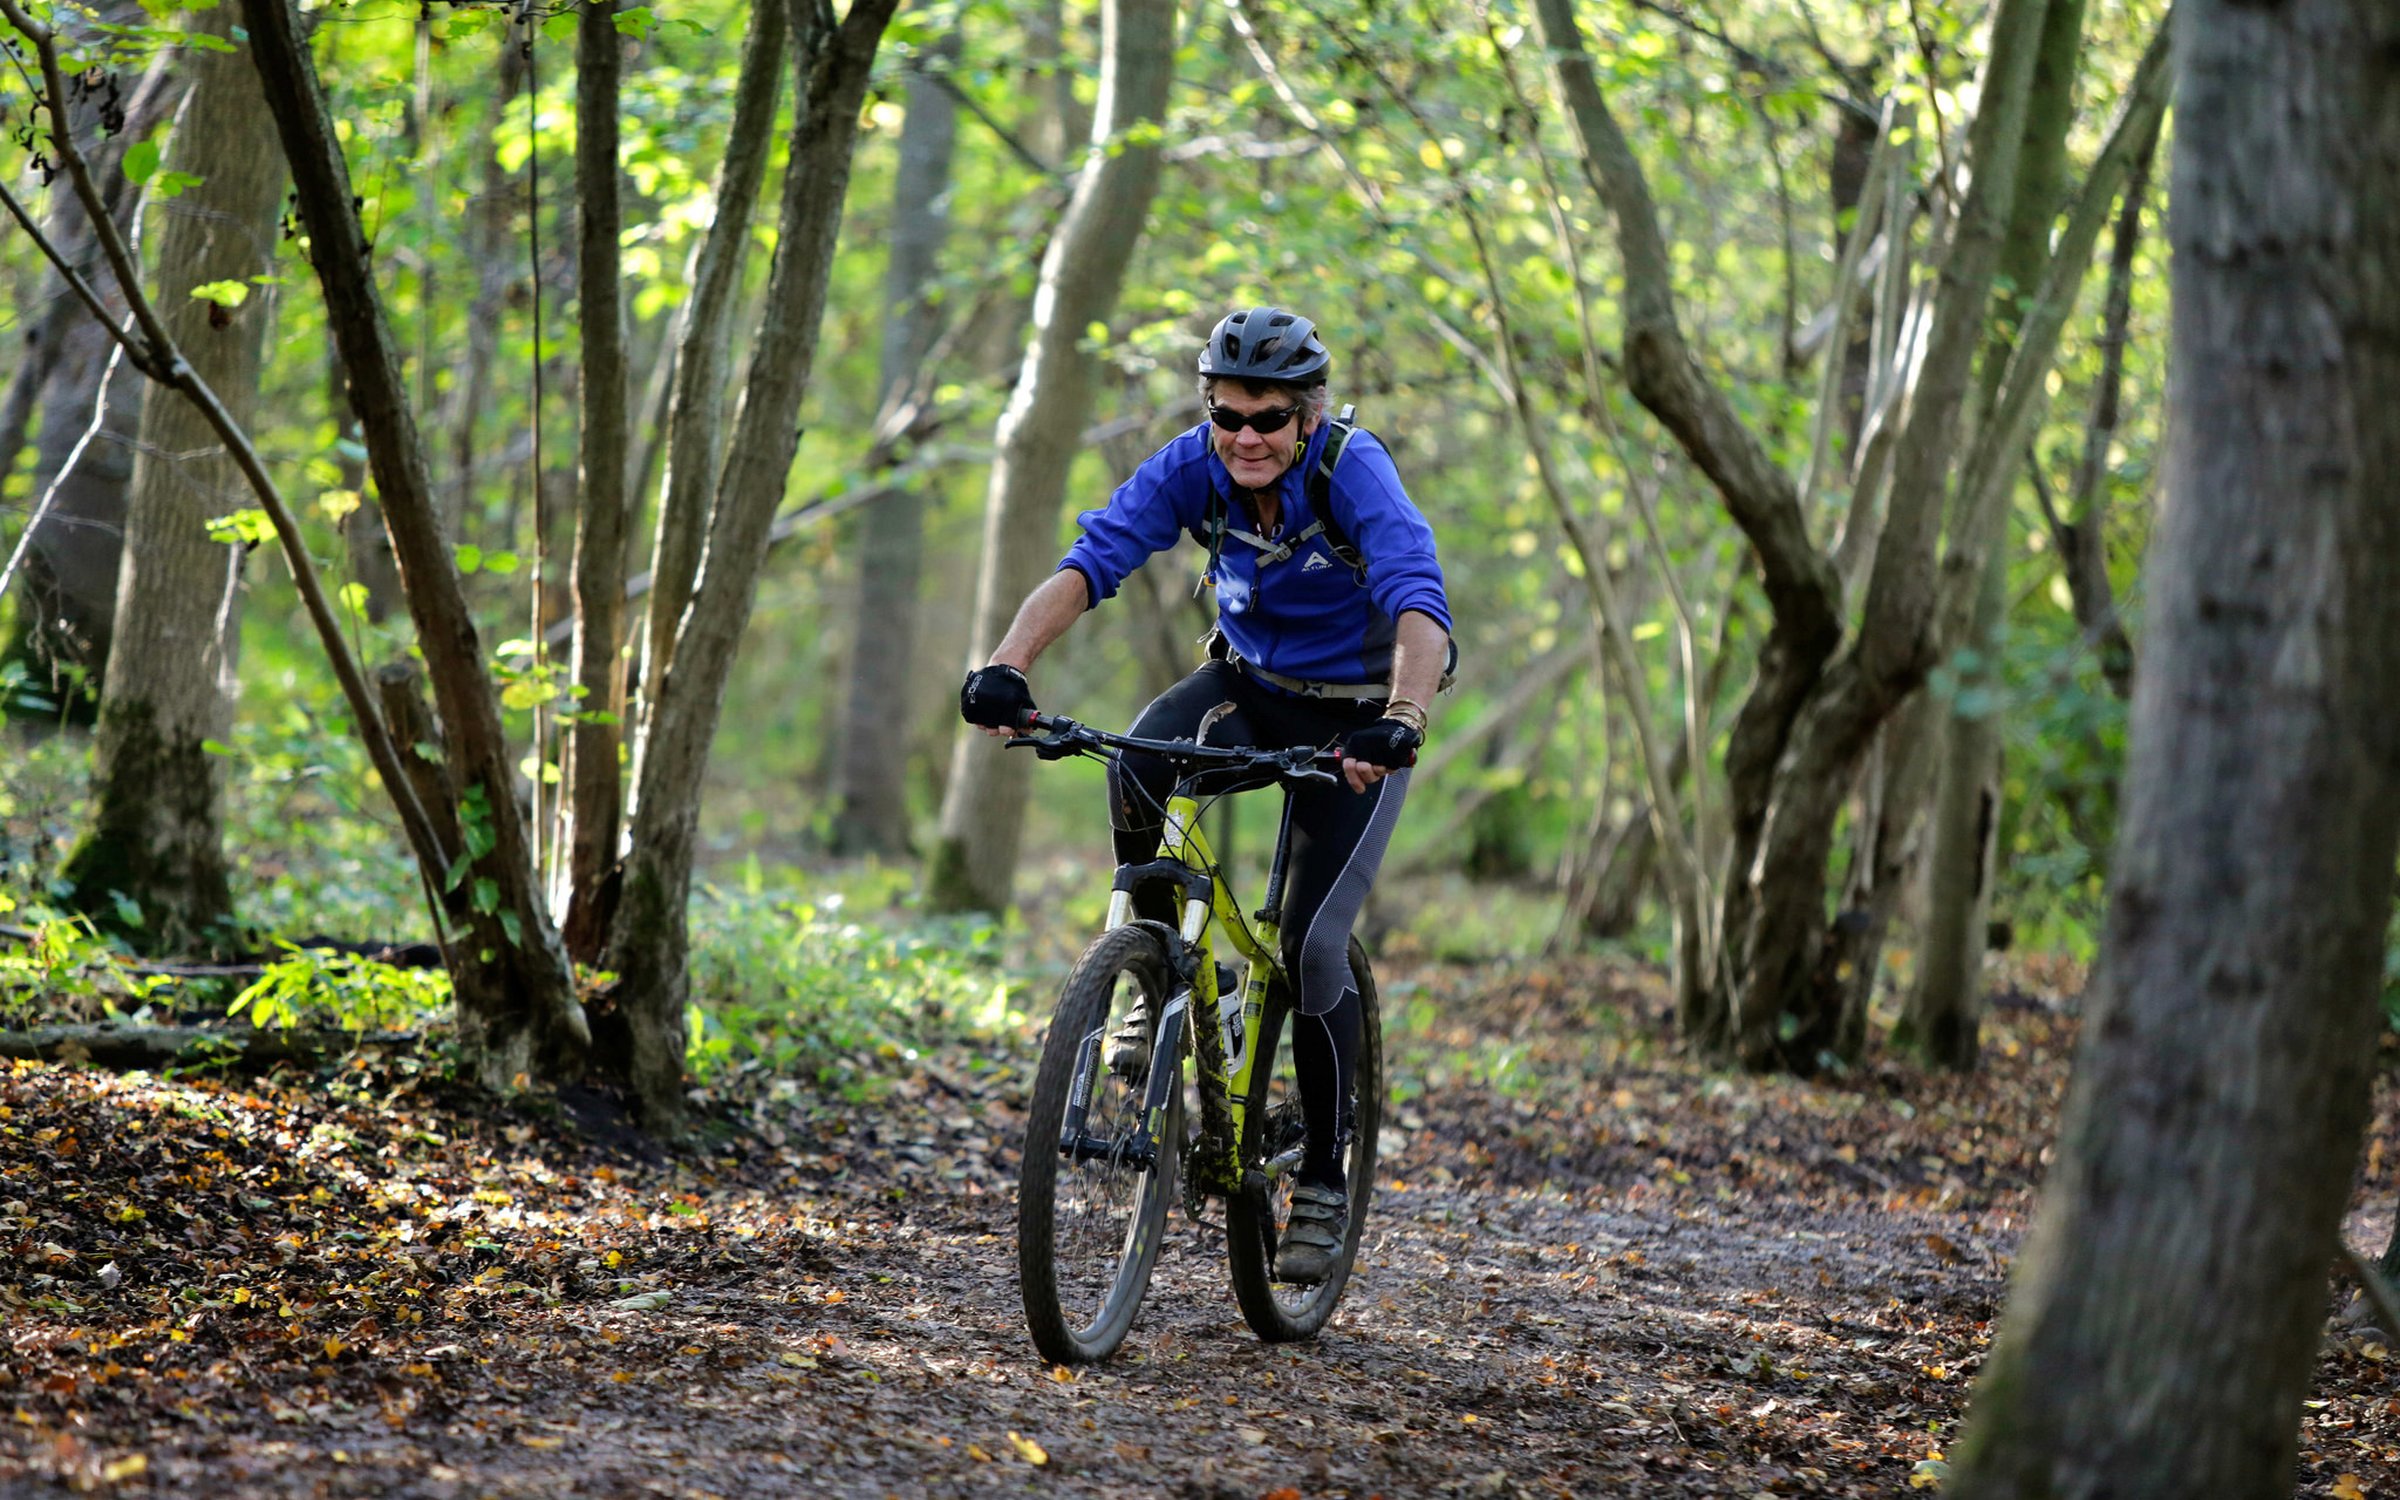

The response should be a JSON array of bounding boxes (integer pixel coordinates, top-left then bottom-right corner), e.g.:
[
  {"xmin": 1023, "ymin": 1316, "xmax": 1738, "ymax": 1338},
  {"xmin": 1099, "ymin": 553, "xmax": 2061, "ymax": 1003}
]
[{"xmin": 1207, "ymin": 401, "xmax": 1302, "ymax": 436}]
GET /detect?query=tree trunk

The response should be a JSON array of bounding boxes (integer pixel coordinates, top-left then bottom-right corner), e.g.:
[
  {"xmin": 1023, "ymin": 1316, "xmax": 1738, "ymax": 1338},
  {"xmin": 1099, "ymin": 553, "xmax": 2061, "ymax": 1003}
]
[
  {"xmin": 445, "ymin": 39, "xmax": 526, "ymax": 536},
  {"xmin": 1947, "ymin": 3, "xmax": 2400, "ymax": 1489},
  {"xmin": 242, "ymin": 0, "xmax": 588, "ymax": 1086},
  {"xmin": 0, "ymin": 1, "xmax": 173, "ymax": 725},
  {"xmin": 924, "ymin": 0, "xmax": 1177, "ymax": 915},
  {"xmin": 1898, "ymin": 0, "xmax": 2090, "ymax": 1067},
  {"xmin": 634, "ymin": 0, "xmax": 787, "ymax": 716},
  {"xmin": 1720, "ymin": 0, "xmax": 2047, "ymax": 1068},
  {"xmin": 1904, "ymin": 15, "xmax": 2172, "ymax": 1066},
  {"xmin": 560, "ymin": 0, "xmax": 632, "ymax": 961},
  {"xmin": 2053, "ymin": 117, "xmax": 2161, "ymax": 701},
  {"xmin": 604, "ymin": 0, "xmax": 901, "ymax": 1126},
  {"xmin": 57, "ymin": 3, "xmax": 281, "ymax": 954},
  {"xmin": 828, "ymin": 26, "xmax": 961, "ymax": 858},
  {"xmin": 327, "ymin": 341, "xmax": 403, "ymax": 621}
]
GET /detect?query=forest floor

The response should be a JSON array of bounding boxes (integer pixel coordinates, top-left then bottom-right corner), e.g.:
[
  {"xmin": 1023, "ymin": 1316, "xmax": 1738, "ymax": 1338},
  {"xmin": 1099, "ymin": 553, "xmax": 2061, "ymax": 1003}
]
[{"xmin": 6, "ymin": 954, "xmax": 2400, "ymax": 1498}]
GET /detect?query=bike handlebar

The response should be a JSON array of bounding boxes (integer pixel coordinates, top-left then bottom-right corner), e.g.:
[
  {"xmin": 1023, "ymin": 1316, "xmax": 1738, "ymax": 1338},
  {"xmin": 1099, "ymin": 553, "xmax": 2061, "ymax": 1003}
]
[{"xmin": 1003, "ymin": 713, "xmax": 1345, "ymax": 784}]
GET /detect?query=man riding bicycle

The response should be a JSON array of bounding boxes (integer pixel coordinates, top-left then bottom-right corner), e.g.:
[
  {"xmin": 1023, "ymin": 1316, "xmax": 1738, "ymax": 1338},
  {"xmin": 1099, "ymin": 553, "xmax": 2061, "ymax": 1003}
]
[{"xmin": 960, "ymin": 305, "xmax": 1451, "ymax": 1284}]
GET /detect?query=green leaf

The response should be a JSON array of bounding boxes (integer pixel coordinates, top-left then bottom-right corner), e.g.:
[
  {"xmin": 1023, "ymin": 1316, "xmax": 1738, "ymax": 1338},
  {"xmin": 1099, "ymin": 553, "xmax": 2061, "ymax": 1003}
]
[
  {"xmin": 471, "ymin": 877, "xmax": 500, "ymax": 915},
  {"xmin": 200, "ymin": 739, "xmax": 235, "ymax": 757},
  {"xmin": 500, "ymin": 678, "xmax": 556, "ymax": 712},
  {"xmin": 189, "ymin": 279, "xmax": 250, "ymax": 308},
  {"xmin": 614, "ymin": 5, "xmax": 655, "ymax": 37},
  {"xmin": 481, "ymin": 550, "xmax": 520, "ymax": 576},
  {"xmin": 541, "ymin": 10, "xmax": 577, "ymax": 41},
  {"xmin": 204, "ymin": 509, "xmax": 274, "ymax": 546},
  {"xmin": 123, "ymin": 140, "xmax": 159, "ymax": 185},
  {"xmin": 454, "ymin": 542, "xmax": 483, "ymax": 574},
  {"xmin": 497, "ymin": 909, "xmax": 524, "ymax": 948},
  {"xmin": 151, "ymin": 170, "xmax": 204, "ymax": 200}
]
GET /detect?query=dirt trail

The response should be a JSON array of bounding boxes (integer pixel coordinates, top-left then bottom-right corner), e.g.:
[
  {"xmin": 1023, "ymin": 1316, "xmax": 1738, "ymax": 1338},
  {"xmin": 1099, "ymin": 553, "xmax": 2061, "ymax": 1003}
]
[{"xmin": 4, "ymin": 965, "xmax": 2396, "ymax": 1497}]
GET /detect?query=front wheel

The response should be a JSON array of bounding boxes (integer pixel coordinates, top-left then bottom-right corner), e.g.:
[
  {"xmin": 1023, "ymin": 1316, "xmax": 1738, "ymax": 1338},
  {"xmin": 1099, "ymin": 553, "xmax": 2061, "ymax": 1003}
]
[
  {"xmin": 1018, "ymin": 924, "xmax": 1182, "ymax": 1365},
  {"xmin": 1224, "ymin": 937, "xmax": 1382, "ymax": 1342}
]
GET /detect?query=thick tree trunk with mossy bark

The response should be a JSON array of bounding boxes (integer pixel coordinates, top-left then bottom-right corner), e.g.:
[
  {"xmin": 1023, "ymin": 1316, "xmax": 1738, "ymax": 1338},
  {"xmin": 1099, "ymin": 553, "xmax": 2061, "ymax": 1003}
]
[
  {"xmin": 58, "ymin": 3, "xmax": 283, "ymax": 954},
  {"xmin": 602, "ymin": 0, "xmax": 900, "ymax": 1127},
  {"xmin": 1946, "ymin": 1, "xmax": 2400, "ymax": 1489},
  {"xmin": 924, "ymin": 0, "xmax": 1177, "ymax": 916},
  {"xmin": 241, "ymin": 0, "xmax": 587, "ymax": 1087},
  {"xmin": 829, "ymin": 26, "xmax": 961, "ymax": 859}
]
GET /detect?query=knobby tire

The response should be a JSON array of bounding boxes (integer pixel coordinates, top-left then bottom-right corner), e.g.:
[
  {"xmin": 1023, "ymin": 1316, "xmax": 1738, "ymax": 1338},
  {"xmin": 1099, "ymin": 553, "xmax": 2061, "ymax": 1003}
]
[
  {"xmin": 1017, "ymin": 925, "xmax": 1180, "ymax": 1365},
  {"xmin": 1224, "ymin": 936, "xmax": 1383, "ymax": 1342}
]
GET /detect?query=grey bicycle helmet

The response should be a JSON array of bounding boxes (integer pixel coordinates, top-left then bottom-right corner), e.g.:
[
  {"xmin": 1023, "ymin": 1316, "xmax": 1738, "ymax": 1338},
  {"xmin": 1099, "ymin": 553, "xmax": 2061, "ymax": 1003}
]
[{"xmin": 1196, "ymin": 305, "xmax": 1331, "ymax": 383}]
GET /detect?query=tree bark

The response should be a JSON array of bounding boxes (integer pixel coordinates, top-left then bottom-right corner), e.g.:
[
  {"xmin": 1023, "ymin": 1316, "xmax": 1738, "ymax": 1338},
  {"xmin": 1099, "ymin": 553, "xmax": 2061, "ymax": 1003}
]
[
  {"xmin": 2053, "ymin": 119, "xmax": 2161, "ymax": 701},
  {"xmin": 560, "ymin": 0, "xmax": 633, "ymax": 961},
  {"xmin": 0, "ymin": 5, "xmax": 184, "ymax": 726},
  {"xmin": 924, "ymin": 0, "xmax": 1177, "ymax": 915},
  {"xmin": 604, "ymin": 0, "xmax": 901, "ymax": 1126},
  {"xmin": 829, "ymin": 27, "xmax": 962, "ymax": 858},
  {"xmin": 327, "ymin": 341, "xmax": 403, "ymax": 621},
  {"xmin": 58, "ymin": 3, "xmax": 283, "ymax": 954},
  {"xmin": 1898, "ymin": 0, "xmax": 2091, "ymax": 1067},
  {"xmin": 1948, "ymin": 1, "xmax": 2400, "ymax": 1488},
  {"xmin": 1905, "ymin": 17, "xmax": 2172, "ymax": 1065},
  {"xmin": 1723, "ymin": 0, "xmax": 2047, "ymax": 1068},
  {"xmin": 241, "ymin": 0, "xmax": 588, "ymax": 1085},
  {"xmin": 445, "ymin": 40, "xmax": 527, "ymax": 537},
  {"xmin": 634, "ymin": 0, "xmax": 787, "ymax": 715}
]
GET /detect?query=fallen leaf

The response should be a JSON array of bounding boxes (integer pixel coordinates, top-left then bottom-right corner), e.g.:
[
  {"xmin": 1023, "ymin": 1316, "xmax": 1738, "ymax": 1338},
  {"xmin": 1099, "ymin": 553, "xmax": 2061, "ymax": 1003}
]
[
  {"xmin": 1006, "ymin": 1432, "xmax": 1048, "ymax": 1466},
  {"xmin": 611, "ymin": 1290, "xmax": 672, "ymax": 1311}
]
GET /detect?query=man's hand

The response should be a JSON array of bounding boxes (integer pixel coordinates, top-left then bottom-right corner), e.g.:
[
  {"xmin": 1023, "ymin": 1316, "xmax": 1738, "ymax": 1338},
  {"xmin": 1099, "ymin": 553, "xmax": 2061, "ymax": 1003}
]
[
  {"xmin": 961, "ymin": 663, "xmax": 1036, "ymax": 737},
  {"xmin": 1340, "ymin": 717, "xmax": 1421, "ymax": 792}
]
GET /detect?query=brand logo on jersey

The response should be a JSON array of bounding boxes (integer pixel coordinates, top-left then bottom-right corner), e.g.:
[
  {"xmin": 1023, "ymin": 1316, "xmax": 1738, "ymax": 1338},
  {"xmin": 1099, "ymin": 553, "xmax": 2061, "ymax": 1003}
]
[{"xmin": 1301, "ymin": 550, "xmax": 1334, "ymax": 573}]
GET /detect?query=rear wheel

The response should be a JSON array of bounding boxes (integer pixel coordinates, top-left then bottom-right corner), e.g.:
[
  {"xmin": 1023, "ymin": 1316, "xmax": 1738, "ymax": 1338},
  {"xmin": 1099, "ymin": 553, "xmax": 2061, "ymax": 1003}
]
[
  {"xmin": 1224, "ymin": 938, "xmax": 1382, "ymax": 1342},
  {"xmin": 1018, "ymin": 925, "xmax": 1181, "ymax": 1365}
]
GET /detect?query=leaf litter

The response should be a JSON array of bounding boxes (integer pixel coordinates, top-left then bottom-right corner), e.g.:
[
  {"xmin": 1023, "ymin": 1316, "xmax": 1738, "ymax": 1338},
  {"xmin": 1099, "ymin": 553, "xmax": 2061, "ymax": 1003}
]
[{"xmin": 0, "ymin": 954, "xmax": 2395, "ymax": 1497}]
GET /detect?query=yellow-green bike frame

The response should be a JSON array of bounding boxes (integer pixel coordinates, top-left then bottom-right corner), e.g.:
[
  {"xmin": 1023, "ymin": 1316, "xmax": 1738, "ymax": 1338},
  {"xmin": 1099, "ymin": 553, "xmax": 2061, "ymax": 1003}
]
[{"xmin": 1102, "ymin": 791, "xmax": 1284, "ymax": 1202}]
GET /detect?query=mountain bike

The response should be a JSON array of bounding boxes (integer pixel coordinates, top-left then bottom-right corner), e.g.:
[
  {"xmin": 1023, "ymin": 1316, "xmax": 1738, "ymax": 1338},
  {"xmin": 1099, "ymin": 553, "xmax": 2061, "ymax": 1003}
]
[{"xmin": 1009, "ymin": 713, "xmax": 1384, "ymax": 1365}]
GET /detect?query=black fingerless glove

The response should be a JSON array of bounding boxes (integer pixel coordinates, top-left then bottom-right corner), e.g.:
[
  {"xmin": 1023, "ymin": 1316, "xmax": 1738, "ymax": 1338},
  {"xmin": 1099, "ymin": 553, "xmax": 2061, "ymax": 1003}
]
[
  {"xmin": 1343, "ymin": 717, "xmax": 1423, "ymax": 770},
  {"xmin": 960, "ymin": 663, "xmax": 1036, "ymax": 729}
]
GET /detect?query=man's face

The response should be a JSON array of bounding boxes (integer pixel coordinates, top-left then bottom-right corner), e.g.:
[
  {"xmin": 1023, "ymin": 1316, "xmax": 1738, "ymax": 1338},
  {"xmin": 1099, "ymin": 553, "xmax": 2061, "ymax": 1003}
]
[{"xmin": 1208, "ymin": 383, "xmax": 1318, "ymax": 492}]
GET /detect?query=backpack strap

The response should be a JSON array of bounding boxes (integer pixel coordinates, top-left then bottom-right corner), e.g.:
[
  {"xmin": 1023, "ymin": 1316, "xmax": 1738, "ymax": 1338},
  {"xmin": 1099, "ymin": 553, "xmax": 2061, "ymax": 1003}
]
[
  {"xmin": 1305, "ymin": 405, "xmax": 1366, "ymax": 584},
  {"xmin": 1196, "ymin": 405, "xmax": 1364, "ymax": 595}
]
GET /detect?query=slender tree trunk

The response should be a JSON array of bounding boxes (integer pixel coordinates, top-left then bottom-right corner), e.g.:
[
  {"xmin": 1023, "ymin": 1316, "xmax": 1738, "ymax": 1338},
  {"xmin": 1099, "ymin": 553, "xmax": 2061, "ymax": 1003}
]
[
  {"xmin": 446, "ymin": 40, "xmax": 526, "ymax": 537},
  {"xmin": 604, "ymin": 0, "xmax": 901, "ymax": 1126},
  {"xmin": 1899, "ymin": 0, "xmax": 2090, "ymax": 1066},
  {"xmin": 242, "ymin": 0, "xmax": 588, "ymax": 1085},
  {"xmin": 635, "ymin": 0, "xmax": 786, "ymax": 715},
  {"xmin": 924, "ymin": 0, "xmax": 1177, "ymax": 915},
  {"xmin": 560, "ymin": 0, "xmax": 632, "ymax": 960},
  {"xmin": 327, "ymin": 341, "xmax": 403, "ymax": 620},
  {"xmin": 57, "ymin": 4, "xmax": 281, "ymax": 953},
  {"xmin": 829, "ymin": 27, "xmax": 961, "ymax": 858},
  {"xmin": 2053, "ymin": 118, "xmax": 2160, "ymax": 701},
  {"xmin": 1904, "ymin": 16, "xmax": 2172, "ymax": 1064},
  {"xmin": 1948, "ymin": 2, "xmax": 2400, "ymax": 1488}
]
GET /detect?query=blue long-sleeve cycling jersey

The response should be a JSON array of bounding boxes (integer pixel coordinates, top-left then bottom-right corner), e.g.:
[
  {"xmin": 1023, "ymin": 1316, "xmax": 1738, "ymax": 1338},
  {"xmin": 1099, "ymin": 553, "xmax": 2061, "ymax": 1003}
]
[{"xmin": 1059, "ymin": 421, "xmax": 1451, "ymax": 690}]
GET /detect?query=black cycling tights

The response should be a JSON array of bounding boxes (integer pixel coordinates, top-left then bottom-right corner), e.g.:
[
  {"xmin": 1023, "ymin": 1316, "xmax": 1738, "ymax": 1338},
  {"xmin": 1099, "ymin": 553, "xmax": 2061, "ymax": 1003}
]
[{"xmin": 1108, "ymin": 662, "xmax": 1409, "ymax": 1194}]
